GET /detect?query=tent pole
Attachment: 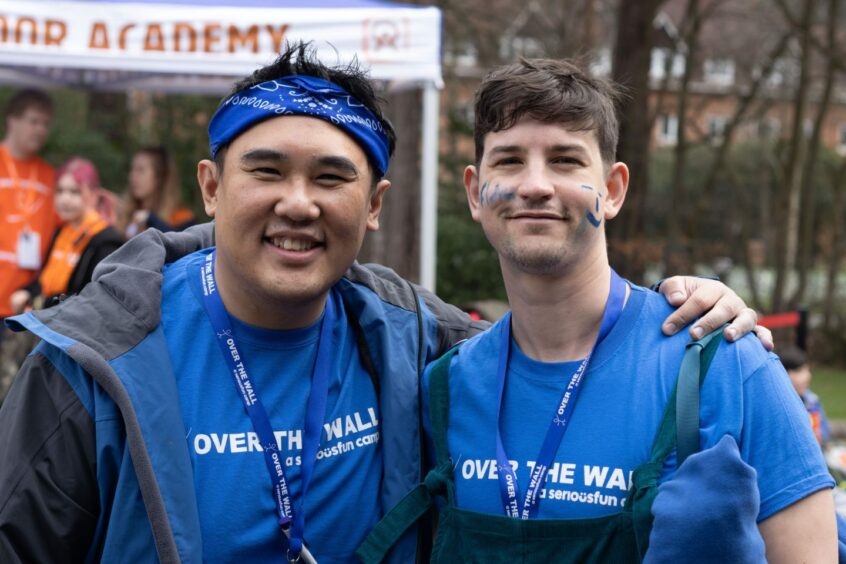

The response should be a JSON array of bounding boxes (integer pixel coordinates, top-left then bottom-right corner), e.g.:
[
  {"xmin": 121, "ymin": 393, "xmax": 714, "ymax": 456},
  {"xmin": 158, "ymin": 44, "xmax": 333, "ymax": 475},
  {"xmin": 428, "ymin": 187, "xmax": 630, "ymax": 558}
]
[{"xmin": 419, "ymin": 81, "xmax": 440, "ymax": 291}]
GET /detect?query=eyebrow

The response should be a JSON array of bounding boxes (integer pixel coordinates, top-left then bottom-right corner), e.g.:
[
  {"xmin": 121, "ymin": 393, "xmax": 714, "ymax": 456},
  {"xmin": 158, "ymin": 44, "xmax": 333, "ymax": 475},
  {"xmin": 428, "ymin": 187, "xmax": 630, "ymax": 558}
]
[
  {"xmin": 316, "ymin": 155, "xmax": 360, "ymax": 177},
  {"xmin": 240, "ymin": 148, "xmax": 287, "ymax": 164},
  {"xmin": 487, "ymin": 143, "xmax": 590, "ymax": 155}
]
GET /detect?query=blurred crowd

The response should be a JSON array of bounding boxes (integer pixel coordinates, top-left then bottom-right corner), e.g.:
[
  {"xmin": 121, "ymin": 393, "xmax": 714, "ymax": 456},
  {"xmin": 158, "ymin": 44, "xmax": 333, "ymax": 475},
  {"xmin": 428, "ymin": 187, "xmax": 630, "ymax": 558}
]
[{"xmin": 0, "ymin": 87, "xmax": 196, "ymax": 401}]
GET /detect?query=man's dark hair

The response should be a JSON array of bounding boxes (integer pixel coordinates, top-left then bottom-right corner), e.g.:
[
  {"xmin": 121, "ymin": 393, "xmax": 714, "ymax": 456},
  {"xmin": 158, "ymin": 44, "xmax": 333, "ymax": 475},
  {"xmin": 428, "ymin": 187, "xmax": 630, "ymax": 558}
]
[
  {"xmin": 779, "ymin": 346, "xmax": 808, "ymax": 371},
  {"xmin": 473, "ymin": 58, "xmax": 622, "ymax": 167},
  {"xmin": 214, "ymin": 41, "xmax": 396, "ymax": 183},
  {"xmin": 4, "ymin": 88, "xmax": 53, "ymax": 119}
]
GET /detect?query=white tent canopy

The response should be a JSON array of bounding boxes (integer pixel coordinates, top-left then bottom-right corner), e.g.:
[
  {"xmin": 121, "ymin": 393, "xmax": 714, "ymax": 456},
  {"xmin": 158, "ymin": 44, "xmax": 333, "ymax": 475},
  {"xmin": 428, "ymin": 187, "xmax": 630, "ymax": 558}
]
[{"xmin": 0, "ymin": 0, "xmax": 442, "ymax": 288}]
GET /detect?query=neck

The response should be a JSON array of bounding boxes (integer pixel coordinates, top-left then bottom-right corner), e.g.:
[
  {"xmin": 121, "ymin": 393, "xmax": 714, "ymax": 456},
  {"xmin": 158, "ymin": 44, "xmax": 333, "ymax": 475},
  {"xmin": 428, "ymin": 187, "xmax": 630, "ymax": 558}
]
[
  {"xmin": 213, "ymin": 253, "xmax": 327, "ymax": 330},
  {"xmin": 503, "ymin": 252, "xmax": 622, "ymax": 363},
  {"xmin": 3, "ymin": 139, "xmax": 31, "ymax": 161}
]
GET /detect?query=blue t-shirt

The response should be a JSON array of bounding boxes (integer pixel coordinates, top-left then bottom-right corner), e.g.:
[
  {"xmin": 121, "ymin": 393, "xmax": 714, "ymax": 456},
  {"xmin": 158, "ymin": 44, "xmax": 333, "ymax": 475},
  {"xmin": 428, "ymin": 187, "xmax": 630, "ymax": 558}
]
[
  {"xmin": 423, "ymin": 283, "xmax": 832, "ymax": 521},
  {"xmin": 160, "ymin": 249, "xmax": 382, "ymax": 563}
]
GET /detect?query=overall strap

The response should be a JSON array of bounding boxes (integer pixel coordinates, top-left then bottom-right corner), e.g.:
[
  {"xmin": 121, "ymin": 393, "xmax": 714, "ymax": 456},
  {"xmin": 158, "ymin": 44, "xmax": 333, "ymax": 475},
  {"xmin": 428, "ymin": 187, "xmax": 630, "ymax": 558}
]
[
  {"xmin": 675, "ymin": 327, "xmax": 725, "ymax": 465},
  {"xmin": 355, "ymin": 347, "xmax": 460, "ymax": 564},
  {"xmin": 644, "ymin": 327, "xmax": 726, "ymax": 466},
  {"xmin": 628, "ymin": 327, "xmax": 725, "ymax": 559},
  {"xmin": 427, "ymin": 346, "xmax": 460, "ymax": 467}
]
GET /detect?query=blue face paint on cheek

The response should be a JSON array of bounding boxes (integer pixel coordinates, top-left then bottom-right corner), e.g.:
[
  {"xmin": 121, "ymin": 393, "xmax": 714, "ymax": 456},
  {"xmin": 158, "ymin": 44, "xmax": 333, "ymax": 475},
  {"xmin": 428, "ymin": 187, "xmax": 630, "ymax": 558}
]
[
  {"xmin": 581, "ymin": 184, "xmax": 602, "ymax": 228},
  {"xmin": 480, "ymin": 183, "xmax": 516, "ymax": 207}
]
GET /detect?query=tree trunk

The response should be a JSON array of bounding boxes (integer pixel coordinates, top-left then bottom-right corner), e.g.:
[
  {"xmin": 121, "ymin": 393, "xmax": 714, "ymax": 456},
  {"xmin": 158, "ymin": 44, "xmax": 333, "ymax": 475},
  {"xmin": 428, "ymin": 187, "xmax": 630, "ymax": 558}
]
[
  {"xmin": 666, "ymin": 0, "xmax": 702, "ymax": 275},
  {"xmin": 357, "ymin": 88, "xmax": 422, "ymax": 282},
  {"xmin": 771, "ymin": 0, "xmax": 814, "ymax": 312},
  {"xmin": 791, "ymin": 0, "xmax": 838, "ymax": 306},
  {"xmin": 609, "ymin": 0, "xmax": 666, "ymax": 280},
  {"xmin": 823, "ymin": 159, "xmax": 846, "ymax": 330}
]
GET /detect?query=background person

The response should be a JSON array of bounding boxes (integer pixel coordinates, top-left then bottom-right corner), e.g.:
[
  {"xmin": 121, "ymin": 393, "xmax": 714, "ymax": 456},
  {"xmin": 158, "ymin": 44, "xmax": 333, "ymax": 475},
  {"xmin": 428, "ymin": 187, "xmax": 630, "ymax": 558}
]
[
  {"xmin": 781, "ymin": 345, "xmax": 832, "ymax": 448},
  {"xmin": 9, "ymin": 157, "xmax": 124, "ymax": 313},
  {"xmin": 117, "ymin": 145, "xmax": 195, "ymax": 237},
  {"xmin": 0, "ymin": 88, "xmax": 57, "ymax": 321}
]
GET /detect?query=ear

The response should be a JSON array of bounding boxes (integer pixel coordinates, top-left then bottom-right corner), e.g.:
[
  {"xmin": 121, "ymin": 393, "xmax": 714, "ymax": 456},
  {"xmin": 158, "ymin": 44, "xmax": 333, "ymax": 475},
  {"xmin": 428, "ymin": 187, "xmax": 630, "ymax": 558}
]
[
  {"xmin": 366, "ymin": 179, "xmax": 391, "ymax": 231},
  {"xmin": 463, "ymin": 165, "xmax": 483, "ymax": 223},
  {"xmin": 197, "ymin": 159, "xmax": 221, "ymax": 218},
  {"xmin": 603, "ymin": 162, "xmax": 629, "ymax": 221}
]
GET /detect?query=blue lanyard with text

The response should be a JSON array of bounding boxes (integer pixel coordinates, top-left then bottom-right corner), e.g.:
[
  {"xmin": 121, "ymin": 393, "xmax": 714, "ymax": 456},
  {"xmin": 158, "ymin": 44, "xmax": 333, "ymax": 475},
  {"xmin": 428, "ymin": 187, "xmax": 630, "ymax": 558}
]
[
  {"xmin": 198, "ymin": 251, "xmax": 334, "ymax": 560},
  {"xmin": 494, "ymin": 269, "xmax": 626, "ymax": 519}
]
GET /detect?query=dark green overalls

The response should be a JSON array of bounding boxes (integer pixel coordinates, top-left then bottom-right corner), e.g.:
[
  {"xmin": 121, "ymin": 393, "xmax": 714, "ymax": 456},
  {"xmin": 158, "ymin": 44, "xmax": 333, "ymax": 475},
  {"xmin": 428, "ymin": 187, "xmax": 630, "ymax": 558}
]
[{"xmin": 357, "ymin": 330, "xmax": 723, "ymax": 564}]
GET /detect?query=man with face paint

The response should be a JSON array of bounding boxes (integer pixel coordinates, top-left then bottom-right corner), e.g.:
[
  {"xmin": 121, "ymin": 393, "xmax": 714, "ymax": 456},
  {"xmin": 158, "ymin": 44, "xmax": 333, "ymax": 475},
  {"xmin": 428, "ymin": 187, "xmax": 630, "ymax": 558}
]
[
  {"xmin": 0, "ymin": 45, "xmax": 765, "ymax": 563},
  {"xmin": 359, "ymin": 59, "xmax": 836, "ymax": 563}
]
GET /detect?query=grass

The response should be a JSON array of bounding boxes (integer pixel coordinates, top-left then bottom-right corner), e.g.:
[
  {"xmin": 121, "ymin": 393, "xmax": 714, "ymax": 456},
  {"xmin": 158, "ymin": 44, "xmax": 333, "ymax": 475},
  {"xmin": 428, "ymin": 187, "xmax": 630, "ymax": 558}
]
[{"xmin": 809, "ymin": 366, "xmax": 846, "ymax": 419}]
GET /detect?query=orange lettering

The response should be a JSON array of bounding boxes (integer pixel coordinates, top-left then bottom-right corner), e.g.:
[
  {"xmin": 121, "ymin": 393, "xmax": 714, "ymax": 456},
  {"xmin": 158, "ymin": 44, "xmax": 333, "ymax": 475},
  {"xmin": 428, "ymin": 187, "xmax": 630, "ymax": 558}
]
[
  {"xmin": 265, "ymin": 24, "xmax": 289, "ymax": 53},
  {"xmin": 144, "ymin": 23, "xmax": 165, "ymax": 51},
  {"xmin": 203, "ymin": 23, "xmax": 221, "ymax": 52},
  {"xmin": 89, "ymin": 22, "xmax": 109, "ymax": 49},
  {"xmin": 118, "ymin": 24, "xmax": 135, "ymax": 50},
  {"xmin": 15, "ymin": 17, "xmax": 36, "ymax": 45},
  {"xmin": 228, "ymin": 24, "xmax": 258, "ymax": 53},
  {"xmin": 45, "ymin": 19, "xmax": 66, "ymax": 46},
  {"xmin": 174, "ymin": 22, "xmax": 196, "ymax": 52}
]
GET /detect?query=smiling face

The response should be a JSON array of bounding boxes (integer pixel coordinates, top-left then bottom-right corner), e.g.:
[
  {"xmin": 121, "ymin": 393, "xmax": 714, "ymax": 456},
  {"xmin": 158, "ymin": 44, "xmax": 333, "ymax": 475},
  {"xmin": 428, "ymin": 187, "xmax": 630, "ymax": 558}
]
[
  {"xmin": 198, "ymin": 115, "xmax": 390, "ymax": 329},
  {"xmin": 54, "ymin": 172, "xmax": 90, "ymax": 225},
  {"xmin": 465, "ymin": 118, "xmax": 628, "ymax": 279}
]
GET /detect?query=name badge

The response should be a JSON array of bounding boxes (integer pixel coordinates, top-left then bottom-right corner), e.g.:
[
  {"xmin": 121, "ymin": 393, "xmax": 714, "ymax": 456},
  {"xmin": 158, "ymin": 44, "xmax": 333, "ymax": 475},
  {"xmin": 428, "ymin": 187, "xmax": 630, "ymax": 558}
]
[{"xmin": 16, "ymin": 231, "xmax": 41, "ymax": 270}]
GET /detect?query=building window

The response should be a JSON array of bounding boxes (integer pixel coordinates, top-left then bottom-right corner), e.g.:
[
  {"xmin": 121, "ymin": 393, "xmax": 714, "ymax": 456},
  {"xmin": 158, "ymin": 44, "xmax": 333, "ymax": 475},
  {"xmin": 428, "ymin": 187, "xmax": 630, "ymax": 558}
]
[
  {"xmin": 650, "ymin": 48, "xmax": 685, "ymax": 81},
  {"xmin": 703, "ymin": 59, "xmax": 735, "ymax": 87},
  {"xmin": 707, "ymin": 115, "xmax": 729, "ymax": 143},
  {"xmin": 657, "ymin": 114, "xmax": 679, "ymax": 145},
  {"xmin": 838, "ymin": 124, "xmax": 846, "ymax": 155},
  {"xmin": 758, "ymin": 118, "xmax": 781, "ymax": 141},
  {"xmin": 444, "ymin": 41, "xmax": 478, "ymax": 69},
  {"xmin": 500, "ymin": 36, "xmax": 545, "ymax": 61},
  {"xmin": 589, "ymin": 48, "xmax": 612, "ymax": 77}
]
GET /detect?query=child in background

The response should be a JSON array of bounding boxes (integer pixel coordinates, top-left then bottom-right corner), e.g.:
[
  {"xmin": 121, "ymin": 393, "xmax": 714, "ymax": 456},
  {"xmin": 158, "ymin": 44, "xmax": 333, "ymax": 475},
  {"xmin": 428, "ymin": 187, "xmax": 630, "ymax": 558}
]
[
  {"xmin": 781, "ymin": 346, "xmax": 832, "ymax": 448},
  {"xmin": 117, "ymin": 145, "xmax": 195, "ymax": 237},
  {"xmin": 9, "ymin": 158, "xmax": 124, "ymax": 313}
]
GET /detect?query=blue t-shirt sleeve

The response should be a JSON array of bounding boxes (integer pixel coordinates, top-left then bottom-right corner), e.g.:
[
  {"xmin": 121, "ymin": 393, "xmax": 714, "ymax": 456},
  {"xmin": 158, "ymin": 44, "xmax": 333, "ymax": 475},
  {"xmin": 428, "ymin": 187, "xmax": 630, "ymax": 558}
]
[{"xmin": 735, "ymin": 355, "xmax": 834, "ymax": 520}]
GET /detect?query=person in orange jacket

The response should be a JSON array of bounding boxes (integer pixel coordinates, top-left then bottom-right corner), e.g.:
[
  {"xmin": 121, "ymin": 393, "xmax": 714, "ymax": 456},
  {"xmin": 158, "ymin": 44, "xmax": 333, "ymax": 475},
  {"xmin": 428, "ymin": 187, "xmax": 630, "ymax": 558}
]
[
  {"xmin": 10, "ymin": 157, "xmax": 123, "ymax": 313},
  {"xmin": 0, "ymin": 88, "xmax": 57, "ymax": 321}
]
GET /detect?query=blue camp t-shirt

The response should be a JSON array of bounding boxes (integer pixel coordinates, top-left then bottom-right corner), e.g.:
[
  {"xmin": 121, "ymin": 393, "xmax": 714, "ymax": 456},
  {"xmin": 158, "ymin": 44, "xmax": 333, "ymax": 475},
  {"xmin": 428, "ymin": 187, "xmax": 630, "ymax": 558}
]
[
  {"xmin": 160, "ymin": 248, "xmax": 382, "ymax": 563},
  {"xmin": 423, "ymin": 283, "xmax": 833, "ymax": 521}
]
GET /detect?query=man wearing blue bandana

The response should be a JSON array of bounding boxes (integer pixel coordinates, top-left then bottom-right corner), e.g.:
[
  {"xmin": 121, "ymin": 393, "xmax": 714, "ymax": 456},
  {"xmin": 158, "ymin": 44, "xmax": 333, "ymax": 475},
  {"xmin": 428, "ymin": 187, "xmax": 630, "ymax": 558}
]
[
  {"xmin": 360, "ymin": 59, "xmax": 836, "ymax": 563},
  {"xmin": 0, "ymin": 43, "xmax": 765, "ymax": 563}
]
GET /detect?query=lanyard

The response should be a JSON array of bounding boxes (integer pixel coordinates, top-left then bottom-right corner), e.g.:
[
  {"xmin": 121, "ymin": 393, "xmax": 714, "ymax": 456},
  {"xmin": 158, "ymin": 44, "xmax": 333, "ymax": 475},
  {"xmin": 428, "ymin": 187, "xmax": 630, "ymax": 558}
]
[
  {"xmin": 198, "ymin": 251, "xmax": 335, "ymax": 561},
  {"xmin": 494, "ymin": 269, "xmax": 626, "ymax": 519}
]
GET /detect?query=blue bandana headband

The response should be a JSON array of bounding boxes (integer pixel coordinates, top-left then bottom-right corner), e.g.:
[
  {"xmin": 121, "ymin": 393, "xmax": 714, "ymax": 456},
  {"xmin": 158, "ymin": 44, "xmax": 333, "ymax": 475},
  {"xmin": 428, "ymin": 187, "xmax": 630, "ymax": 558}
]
[{"xmin": 208, "ymin": 75, "xmax": 390, "ymax": 177}]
